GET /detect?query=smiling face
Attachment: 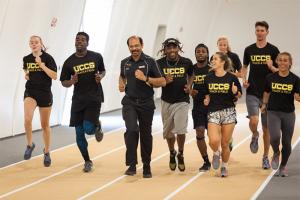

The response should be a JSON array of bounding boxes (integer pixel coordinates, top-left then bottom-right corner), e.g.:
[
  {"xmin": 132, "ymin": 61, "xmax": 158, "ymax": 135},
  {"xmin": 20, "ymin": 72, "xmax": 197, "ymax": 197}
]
[
  {"xmin": 195, "ymin": 47, "xmax": 208, "ymax": 63},
  {"xmin": 277, "ymin": 54, "xmax": 292, "ymax": 73},
  {"xmin": 165, "ymin": 44, "xmax": 179, "ymax": 61},
  {"xmin": 75, "ymin": 34, "xmax": 88, "ymax": 52},
  {"xmin": 128, "ymin": 37, "xmax": 143, "ymax": 59},
  {"xmin": 211, "ymin": 53, "xmax": 225, "ymax": 69},
  {"xmin": 29, "ymin": 36, "xmax": 42, "ymax": 53}
]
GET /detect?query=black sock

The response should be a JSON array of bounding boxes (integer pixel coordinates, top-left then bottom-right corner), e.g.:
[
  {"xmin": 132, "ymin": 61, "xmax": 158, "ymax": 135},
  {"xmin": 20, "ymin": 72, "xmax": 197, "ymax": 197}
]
[
  {"xmin": 83, "ymin": 154, "xmax": 91, "ymax": 162},
  {"xmin": 202, "ymin": 155, "xmax": 209, "ymax": 163}
]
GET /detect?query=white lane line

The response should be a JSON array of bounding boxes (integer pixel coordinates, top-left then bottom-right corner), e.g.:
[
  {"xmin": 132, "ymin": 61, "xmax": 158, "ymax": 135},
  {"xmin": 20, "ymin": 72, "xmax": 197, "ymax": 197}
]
[
  {"xmin": 250, "ymin": 136, "xmax": 300, "ymax": 200},
  {"xmin": 0, "ymin": 130, "xmax": 162, "ymax": 199},
  {"xmin": 77, "ymin": 136, "xmax": 196, "ymax": 200},
  {"xmin": 163, "ymin": 134, "xmax": 252, "ymax": 200},
  {"xmin": 0, "ymin": 127, "xmax": 124, "ymax": 170}
]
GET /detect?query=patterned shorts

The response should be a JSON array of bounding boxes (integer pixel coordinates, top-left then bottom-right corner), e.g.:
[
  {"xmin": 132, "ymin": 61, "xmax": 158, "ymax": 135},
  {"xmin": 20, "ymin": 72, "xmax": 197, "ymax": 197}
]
[{"xmin": 208, "ymin": 107, "xmax": 237, "ymax": 125}]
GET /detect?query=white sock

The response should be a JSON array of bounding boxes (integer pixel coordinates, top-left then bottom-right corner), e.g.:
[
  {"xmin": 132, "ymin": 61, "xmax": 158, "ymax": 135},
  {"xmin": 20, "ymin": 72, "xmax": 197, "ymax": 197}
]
[
  {"xmin": 222, "ymin": 162, "xmax": 228, "ymax": 168},
  {"xmin": 213, "ymin": 150, "xmax": 220, "ymax": 156}
]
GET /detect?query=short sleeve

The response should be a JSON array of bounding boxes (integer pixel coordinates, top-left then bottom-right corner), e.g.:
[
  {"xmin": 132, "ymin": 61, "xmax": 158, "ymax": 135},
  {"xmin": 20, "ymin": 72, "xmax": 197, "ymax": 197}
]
[
  {"xmin": 23, "ymin": 57, "xmax": 27, "ymax": 70},
  {"xmin": 186, "ymin": 59, "xmax": 194, "ymax": 76},
  {"xmin": 243, "ymin": 47, "xmax": 250, "ymax": 66},
  {"xmin": 149, "ymin": 59, "xmax": 163, "ymax": 78},
  {"xmin": 264, "ymin": 76, "xmax": 271, "ymax": 93},
  {"xmin": 45, "ymin": 54, "xmax": 57, "ymax": 72},
  {"xmin": 97, "ymin": 53, "xmax": 105, "ymax": 72},
  {"xmin": 60, "ymin": 61, "xmax": 71, "ymax": 82}
]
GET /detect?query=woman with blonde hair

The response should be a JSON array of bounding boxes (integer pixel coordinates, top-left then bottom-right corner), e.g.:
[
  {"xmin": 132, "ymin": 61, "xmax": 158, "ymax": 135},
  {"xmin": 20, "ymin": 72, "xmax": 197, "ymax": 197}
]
[
  {"xmin": 23, "ymin": 35, "xmax": 57, "ymax": 167},
  {"xmin": 217, "ymin": 37, "xmax": 242, "ymax": 78}
]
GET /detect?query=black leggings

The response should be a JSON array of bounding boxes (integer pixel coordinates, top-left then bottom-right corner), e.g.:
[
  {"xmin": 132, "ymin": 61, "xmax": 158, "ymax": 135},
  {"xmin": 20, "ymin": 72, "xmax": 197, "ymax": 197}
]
[{"xmin": 267, "ymin": 111, "xmax": 295, "ymax": 167}]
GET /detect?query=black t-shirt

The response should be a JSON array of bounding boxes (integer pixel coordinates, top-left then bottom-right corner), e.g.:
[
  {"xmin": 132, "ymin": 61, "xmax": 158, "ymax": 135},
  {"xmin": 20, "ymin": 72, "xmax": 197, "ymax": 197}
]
[
  {"xmin": 204, "ymin": 72, "xmax": 242, "ymax": 112},
  {"xmin": 243, "ymin": 43, "xmax": 280, "ymax": 98},
  {"xmin": 60, "ymin": 50, "xmax": 105, "ymax": 103},
  {"xmin": 265, "ymin": 72, "xmax": 300, "ymax": 113},
  {"xmin": 157, "ymin": 56, "xmax": 194, "ymax": 103},
  {"xmin": 192, "ymin": 64, "xmax": 210, "ymax": 108},
  {"xmin": 227, "ymin": 51, "xmax": 242, "ymax": 72},
  {"xmin": 23, "ymin": 51, "xmax": 57, "ymax": 92},
  {"xmin": 120, "ymin": 53, "xmax": 163, "ymax": 99}
]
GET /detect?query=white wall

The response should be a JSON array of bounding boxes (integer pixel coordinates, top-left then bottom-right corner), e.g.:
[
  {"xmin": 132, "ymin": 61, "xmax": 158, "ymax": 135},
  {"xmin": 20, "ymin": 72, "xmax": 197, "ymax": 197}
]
[
  {"xmin": 102, "ymin": 0, "xmax": 300, "ymax": 113},
  {"xmin": 0, "ymin": 0, "xmax": 86, "ymax": 138}
]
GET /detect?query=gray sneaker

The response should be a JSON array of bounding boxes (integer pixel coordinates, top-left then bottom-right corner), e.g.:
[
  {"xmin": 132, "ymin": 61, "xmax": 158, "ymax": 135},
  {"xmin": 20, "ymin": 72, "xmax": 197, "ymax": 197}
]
[
  {"xmin": 271, "ymin": 152, "xmax": 280, "ymax": 170},
  {"xmin": 275, "ymin": 166, "xmax": 288, "ymax": 177},
  {"xmin": 250, "ymin": 136, "xmax": 259, "ymax": 153},
  {"xmin": 262, "ymin": 156, "xmax": 271, "ymax": 169},
  {"xmin": 212, "ymin": 152, "xmax": 220, "ymax": 170},
  {"xmin": 24, "ymin": 143, "xmax": 35, "ymax": 160},
  {"xmin": 95, "ymin": 121, "xmax": 103, "ymax": 142},
  {"xmin": 220, "ymin": 167, "xmax": 228, "ymax": 177},
  {"xmin": 83, "ymin": 161, "xmax": 93, "ymax": 172},
  {"xmin": 43, "ymin": 151, "xmax": 51, "ymax": 167}
]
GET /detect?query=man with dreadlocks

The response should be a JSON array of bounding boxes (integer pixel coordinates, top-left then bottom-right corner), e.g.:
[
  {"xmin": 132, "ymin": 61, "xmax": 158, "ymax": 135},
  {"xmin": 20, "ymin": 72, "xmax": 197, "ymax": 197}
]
[
  {"xmin": 190, "ymin": 43, "xmax": 211, "ymax": 171},
  {"xmin": 156, "ymin": 38, "xmax": 194, "ymax": 172}
]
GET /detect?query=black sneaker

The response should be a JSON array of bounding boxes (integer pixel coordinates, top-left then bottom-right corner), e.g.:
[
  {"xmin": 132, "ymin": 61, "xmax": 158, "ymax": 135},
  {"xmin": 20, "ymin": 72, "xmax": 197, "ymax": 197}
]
[
  {"xmin": 169, "ymin": 150, "xmax": 177, "ymax": 171},
  {"xmin": 199, "ymin": 161, "xmax": 211, "ymax": 172},
  {"xmin": 143, "ymin": 164, "xmax": 152, "ymax": 178},
  {"xmin": 43, "ymin": 150, "xmax": 51, "ymax": 167},
  {"xmin": 95, "ymin": 121, "xmax": 103, "ymax": 142},
  {"xmin": 177, "ymin": 153, "xmax": 185, "ymax": 172},
  {"xmin": 83, "ymin": 161, "xmax": 93, "ymax": 173},
  {"xmin": 24, "ymin": 143, "xmax": 35, "ymax": 160},
  {"xmin": 125, "ymin": 165, "xmax": 136, "ymax": 176}
]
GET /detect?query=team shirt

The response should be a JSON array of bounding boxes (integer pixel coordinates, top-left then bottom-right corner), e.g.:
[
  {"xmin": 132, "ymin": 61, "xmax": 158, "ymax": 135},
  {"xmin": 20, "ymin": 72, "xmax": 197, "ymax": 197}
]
[
  {"xmin": 204, "ymin": 72, "xmax": 242, "ymax": 112},
  {"xmin": 192, "ymin": 64, "xmax": 210, "ymax": 109},
  {"xmin": 157, "ymin": 56, "xmax": 194, "ymax": 103},
  {"xmin": 23, "ymin": 51, "xmax": 57, "ymax": 92},
  {"xmin": 243, "ymin": 43, "xmax": 280, "ymax": 98},
  {"xmin": 265, "ymin": 72, "xmax": 300, "ymax": 113},
  {"xmin": 60, "ymin": 50, "xmax": 105, "ymax": 104}
]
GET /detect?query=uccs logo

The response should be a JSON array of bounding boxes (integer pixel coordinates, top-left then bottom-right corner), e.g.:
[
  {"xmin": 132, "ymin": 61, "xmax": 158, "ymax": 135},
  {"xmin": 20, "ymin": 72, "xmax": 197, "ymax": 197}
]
[
  {"xmin": 163, "ymin": 68, "xmax": 185, "ymax": 75},
  {"xmin": 209, "ymin": 83, "xmax": 230, "ymax": 90},
  {"xmin": 250, "ymin": 55, "xmax": 271, "ymax": 62},
  {"xmin": 272, "ymin": 83, "xmax": 293, "ymax": 91}
]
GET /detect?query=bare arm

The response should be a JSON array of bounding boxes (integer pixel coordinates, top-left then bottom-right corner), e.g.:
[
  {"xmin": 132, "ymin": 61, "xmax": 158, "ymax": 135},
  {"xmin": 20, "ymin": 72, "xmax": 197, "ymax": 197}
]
[
  {"xmin": 37, "ymin": 60, "xmax": 57, "ymax": 80},
  {"xmin": 295, "ymin": 93, "xmax": 300, "ymax": 102},
  {"xmin": 148, "ymin": 76, "xmax": 166, "ymax": 87},
  {"xmin": 61, "ymin": 73, "xmax": 78, "ymax": 88},
  {"xmin": 261, "ymin": 92, "xmax": 270, "ymax": 113}
]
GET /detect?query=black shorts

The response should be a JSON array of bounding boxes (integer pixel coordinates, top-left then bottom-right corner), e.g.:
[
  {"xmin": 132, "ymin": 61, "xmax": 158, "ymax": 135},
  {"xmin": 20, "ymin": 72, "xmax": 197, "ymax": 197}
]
[
  {"xmin": 24, "ymin": 89, "xmax": 53, "ymax": 107},
  {"xmin": 70, "ymin": 100, "xmax": 101, "ymax": 127},
  {"xmin": 192, "ymin": 108, "xmax": 208, "ymax": 129}
]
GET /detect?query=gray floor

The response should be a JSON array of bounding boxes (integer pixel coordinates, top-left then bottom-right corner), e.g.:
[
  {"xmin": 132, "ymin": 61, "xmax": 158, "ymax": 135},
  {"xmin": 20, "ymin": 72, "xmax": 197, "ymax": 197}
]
[{"xmin": 257, "ymin": 142, "xmax": 300, "ymax": 200}]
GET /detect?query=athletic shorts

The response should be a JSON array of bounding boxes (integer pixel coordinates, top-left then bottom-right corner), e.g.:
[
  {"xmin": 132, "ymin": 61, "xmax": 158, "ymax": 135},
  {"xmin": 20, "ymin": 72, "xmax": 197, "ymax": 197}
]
[
  {"xmin": 208, "ymin": 107, "xmax": 236, "ymax": 125},
  {"xmin": 246, "ymin": 94, "xmax": 267, "ymax": 127},
  {"xmin": 70, "ymin": 100, "xmax": 101, "ymax": 127},
  {"xmin": 161, "ymin": 100, "xmax": 189, "ymax": 139},
  {"xmin": 24, "ymin": 89, "xmax": 53, "ymax": 107},
  {"xmin": 192, "ymin": 108, "xmax": 208, "ymax": 129}
]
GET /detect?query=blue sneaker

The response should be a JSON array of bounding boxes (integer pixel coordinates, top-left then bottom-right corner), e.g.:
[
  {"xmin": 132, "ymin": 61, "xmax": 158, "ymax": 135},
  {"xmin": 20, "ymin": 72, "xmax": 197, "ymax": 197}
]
[
  {"xmin": 212, "ymin": 151, "xmax": 221, "ymax": 170},
  {"xmin": 24, "ymin": 143, "xmax": 35, "ymax": 160}
]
